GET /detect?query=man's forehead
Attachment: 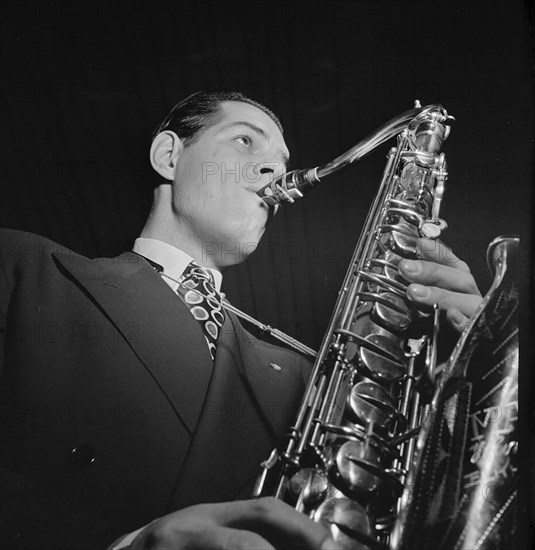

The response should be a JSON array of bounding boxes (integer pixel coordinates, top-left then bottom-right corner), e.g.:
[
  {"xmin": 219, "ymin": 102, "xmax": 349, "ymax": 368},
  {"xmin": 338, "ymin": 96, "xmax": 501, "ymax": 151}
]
[{"xmin": 218, "ymin": 102, "xmax": 287, "ymax": 146}]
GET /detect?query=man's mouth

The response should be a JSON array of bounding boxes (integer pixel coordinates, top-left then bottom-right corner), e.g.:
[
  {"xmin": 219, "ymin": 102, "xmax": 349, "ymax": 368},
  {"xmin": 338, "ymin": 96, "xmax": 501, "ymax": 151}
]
[{"xmin": 245, "ymin": 186, "xmax": 266, "ymax": 201}]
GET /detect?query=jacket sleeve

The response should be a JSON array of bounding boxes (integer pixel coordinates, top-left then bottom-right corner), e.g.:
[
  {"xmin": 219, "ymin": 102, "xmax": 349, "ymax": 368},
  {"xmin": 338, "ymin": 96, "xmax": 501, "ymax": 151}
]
[
  {"xmin": 0, "ymin": 464, "xmax": 120, "ymax": 550},
  {"xmin": 0, "ymin": 228, "xmax": 16, "ymax": 379},
  {"xmin": 0, "ymin": 229, "xmax": 123, "ymax": 549}
]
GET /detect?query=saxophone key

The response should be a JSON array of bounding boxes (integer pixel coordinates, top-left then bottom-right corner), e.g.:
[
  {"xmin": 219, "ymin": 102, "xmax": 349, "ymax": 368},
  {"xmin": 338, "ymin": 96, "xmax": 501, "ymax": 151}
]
[
  {"xmin": 365, "ymin": 256, "xmax": 403, "ymax": 283},
  {"xmin": 348, "ymin": 381, "xmax": 401, "ymax": 430},
  {"xmin": 399, "ymin": 161, "xmax": 429, "ymax": 190},
  {"xmin": 287, "ymin": 468, "xmax": 331, "ymax": 509},
  {"xmin": 370, "ymin": 292, "xmax": 413, "ymax": 334},
  {"xmin": 331, "ymin": 439, "xmax": 384, "ymax": 495},
  {"xmin": 419, "ymin": 218, "xmax": 447, "ymax": 239},
  {"xmin": 386, "ymin": 223, "xmax": 420, "ymax": 258},
  {"xmin": 338, "ymin": 322, "xmax": 407, "ymax": 383},
  {"xmin": 357, "ymin": 333, "xmax": 406, "ymax": 383},
  {"xmin": 314, "ymin": 497, "xmax": 377, "ymax": 550}
]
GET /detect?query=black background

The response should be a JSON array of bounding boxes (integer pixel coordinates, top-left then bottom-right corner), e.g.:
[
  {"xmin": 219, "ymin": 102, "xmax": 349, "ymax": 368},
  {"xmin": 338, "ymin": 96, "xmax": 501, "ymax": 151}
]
[
  {"xmin": 0, "ymin": 1, "xmax": 533, "ymax": 346},
  {"xmin": 1, "ymin": 0, "xmax": 534, "ymax": 542},
  {"xmin": 1, "ymin": 0, "xmax": 533, "ymax": 349}
]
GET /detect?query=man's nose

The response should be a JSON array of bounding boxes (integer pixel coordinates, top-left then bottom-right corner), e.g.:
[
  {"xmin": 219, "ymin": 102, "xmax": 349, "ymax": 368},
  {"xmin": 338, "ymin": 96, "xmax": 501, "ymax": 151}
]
[
  {"xmin": 258, "ymin": 166, "xmax": 275, "ymax": 184},
  {"xmin": 244, "ymin": 162, "xmax": 278, "ymax": 189}
]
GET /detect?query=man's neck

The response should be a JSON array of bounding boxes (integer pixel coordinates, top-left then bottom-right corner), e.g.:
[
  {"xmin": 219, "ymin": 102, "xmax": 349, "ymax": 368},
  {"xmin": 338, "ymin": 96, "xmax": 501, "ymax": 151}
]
[
  {"xmin": 139, "ymin": 229, "xmax": 221, "ymax": 272},
  {"xmin": 140, "ymin": 203, "xmax": 230, "ymax": 272}
]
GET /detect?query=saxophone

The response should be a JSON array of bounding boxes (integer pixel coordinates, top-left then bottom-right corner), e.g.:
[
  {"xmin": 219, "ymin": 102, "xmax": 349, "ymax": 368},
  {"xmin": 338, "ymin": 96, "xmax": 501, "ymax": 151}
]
[
  {"xmin": 253, "ymin": 104, "xmax": 519, "ymax": 549},
  {"xmin": 390, "ymin": 235, "xmax": 519, "ymax": 550}
]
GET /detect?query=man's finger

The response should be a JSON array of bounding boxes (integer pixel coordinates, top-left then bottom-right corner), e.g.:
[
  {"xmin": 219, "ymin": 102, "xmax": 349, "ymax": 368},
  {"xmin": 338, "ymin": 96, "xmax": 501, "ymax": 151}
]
[
  {"xmin": 212, "ymin": 527, "xmax": 276, "ymax": 550},
  {"xmin": 446, "ymin": 308, "xmax": 471, "ymax": 333},
  {"xmin": 416, "ymin": 238, "xmax": 471, "ymax": 272},
  {"xmin": 132, "ymin": 523, "xmax": 276, "ymax": 550},
  {"xmin": 219, "ymin": 498, "xmax": 337, "ymax": 550},
  {"xmin": 406, "ymin": 284, "xmax": 483, "ymax": 318},
  {"xmin": 399, "ymin": 259, "xmax": 480, "ymax": 296}
]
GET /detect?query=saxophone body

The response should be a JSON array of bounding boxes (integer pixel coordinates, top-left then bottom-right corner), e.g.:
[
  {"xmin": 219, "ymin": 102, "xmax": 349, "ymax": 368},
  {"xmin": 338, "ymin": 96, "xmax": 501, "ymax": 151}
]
[
  {"xmin": 391, "ymin": 236, "xmax": 519, "ymax": 550},
  {"xmin": 254, "ymin": 104, "xmax": 455, "ymax": 549},
  {"xmin": 254, "ymin": 104, "xmax": 520, "ymax": 548}
]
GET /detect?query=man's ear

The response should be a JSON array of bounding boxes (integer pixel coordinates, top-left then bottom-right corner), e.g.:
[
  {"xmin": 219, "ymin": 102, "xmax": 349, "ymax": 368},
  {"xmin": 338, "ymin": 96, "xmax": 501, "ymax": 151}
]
[{"xmin": 150, "ymin": 130, "xmax": 183, "ymax": 181}]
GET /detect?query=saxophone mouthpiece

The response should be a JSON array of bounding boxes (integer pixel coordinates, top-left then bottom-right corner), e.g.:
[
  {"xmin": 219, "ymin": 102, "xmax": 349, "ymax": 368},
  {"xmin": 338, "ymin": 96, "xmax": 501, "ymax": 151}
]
[{"xmin": 256, "ymin": 168, "xmax": 321, "ymax": 207}]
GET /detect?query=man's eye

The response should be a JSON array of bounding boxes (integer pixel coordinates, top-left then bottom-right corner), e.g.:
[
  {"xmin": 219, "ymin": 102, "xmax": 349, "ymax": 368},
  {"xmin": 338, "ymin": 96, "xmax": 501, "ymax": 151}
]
[{"xmin": 235, "ymin": 135, "xmax": 252, "ymax": 147}]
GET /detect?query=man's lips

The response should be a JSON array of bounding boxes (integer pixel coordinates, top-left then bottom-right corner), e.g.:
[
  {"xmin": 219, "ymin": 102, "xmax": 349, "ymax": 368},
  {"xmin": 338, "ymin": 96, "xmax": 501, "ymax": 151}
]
[
  {"xmin": 244, "ymin": 188, "xmax": 279, "ymax": 218},
  {"xmin": 244, "ymin": 183, "xmax": 264, "ymax": 194},
  {"xmin": 245, "ymin": 186, "xmax": 267, "ymax": 201}
]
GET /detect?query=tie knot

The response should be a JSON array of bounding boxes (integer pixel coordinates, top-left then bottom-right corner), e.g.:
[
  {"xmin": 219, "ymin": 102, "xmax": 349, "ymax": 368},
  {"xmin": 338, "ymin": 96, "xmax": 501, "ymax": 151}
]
[
  {"xmin": 183, "ymin": 261, "xmax": 216, "ymax": 288},
  {"xmin": 181, "ymin": 262, "xmax": 220, "ymax": 305}
]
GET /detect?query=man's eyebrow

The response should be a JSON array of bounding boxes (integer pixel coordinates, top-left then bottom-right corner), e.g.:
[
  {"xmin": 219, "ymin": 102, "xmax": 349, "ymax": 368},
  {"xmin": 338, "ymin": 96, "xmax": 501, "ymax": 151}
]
[
  {"xmin": 220, "ymin": 121, "xmax": 290, "ymax": 166},
  {"xmin": 220, "ymin": 120, "xmax": 267, "ymax": 138}
]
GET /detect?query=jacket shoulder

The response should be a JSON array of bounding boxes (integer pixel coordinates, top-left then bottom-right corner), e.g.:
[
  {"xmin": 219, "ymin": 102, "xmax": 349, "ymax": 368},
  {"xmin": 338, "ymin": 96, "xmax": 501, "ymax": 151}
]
[
  {"xmin": 0, "ymin": 228, "xmax": 83, "ymax": 270},
  {"xmin": 1, "ymin": 227, "xmax": 74, "ymax": 251}
]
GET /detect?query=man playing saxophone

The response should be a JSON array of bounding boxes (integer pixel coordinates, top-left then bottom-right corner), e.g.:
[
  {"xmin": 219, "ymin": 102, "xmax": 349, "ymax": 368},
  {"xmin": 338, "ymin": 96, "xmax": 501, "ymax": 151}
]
[{"xmin": 0, "ymin": 92, "xmax": 482, "ymax": 550}]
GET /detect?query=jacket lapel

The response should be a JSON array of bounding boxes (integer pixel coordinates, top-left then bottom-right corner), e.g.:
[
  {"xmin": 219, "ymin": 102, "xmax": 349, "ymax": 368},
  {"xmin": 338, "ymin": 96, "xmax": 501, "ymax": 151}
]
[
  {"xmin": 52, "ymin": 250, "xmax": 213, "ymax": 436},
  {"xmin": 227, "ymin": 313, "xmax": 310, "ymax": 437},
  {"xmin": 54, "ymin": 248, "xmax": 311, "ymax": 510},
  {"xmin": 166, "ymin": 310, "xmax": 309, "ymax": 510}
]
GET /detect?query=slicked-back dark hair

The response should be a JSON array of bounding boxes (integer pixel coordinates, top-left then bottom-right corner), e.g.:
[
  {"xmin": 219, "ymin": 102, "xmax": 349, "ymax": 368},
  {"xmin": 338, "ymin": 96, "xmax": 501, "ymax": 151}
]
[{"xmin": 152, "ymin": 91, "xmax": 283, "ymax": 146}]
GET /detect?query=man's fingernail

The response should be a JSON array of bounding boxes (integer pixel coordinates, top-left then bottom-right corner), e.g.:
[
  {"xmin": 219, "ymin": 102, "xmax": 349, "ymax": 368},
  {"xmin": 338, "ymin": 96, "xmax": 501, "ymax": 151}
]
[
  {"xmin": 400, "ymin": 259, "xmax": 421, "ymax": 275},
  {"xmin": 450, "ymin": 309, "xmax": 465, "ymax": 324},
  {"xmin": 320, "ymin": 537, "xmax": 339, "ymax": 550},
  {"xmin": 410, "ymin": 284, "xmax": 430, "ymax": 299}
]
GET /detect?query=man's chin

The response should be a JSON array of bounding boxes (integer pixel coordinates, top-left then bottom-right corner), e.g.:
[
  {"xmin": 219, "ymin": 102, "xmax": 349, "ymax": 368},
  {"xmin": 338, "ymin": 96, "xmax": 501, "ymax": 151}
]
[{"xmin": 202, "ymin": 236, "xmax": 261, "ymax": 268}]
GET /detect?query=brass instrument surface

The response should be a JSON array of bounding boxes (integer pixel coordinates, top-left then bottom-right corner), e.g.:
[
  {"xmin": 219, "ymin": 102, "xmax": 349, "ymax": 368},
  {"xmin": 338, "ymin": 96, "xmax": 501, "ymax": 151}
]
[
  {"xmin": 391, "ymin": 237, "xmax": 519, "ymax": 550},
  {"xmin": 254, "ymin": 105, "xmax": 455, "ymax": 550}
]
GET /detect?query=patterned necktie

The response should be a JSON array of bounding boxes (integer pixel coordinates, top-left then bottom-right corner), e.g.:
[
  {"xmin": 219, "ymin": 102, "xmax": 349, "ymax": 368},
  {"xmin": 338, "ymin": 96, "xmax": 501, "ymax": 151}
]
[{"xmin": 178, "ymin": 261, "xmax": 225, "ymax": 361}]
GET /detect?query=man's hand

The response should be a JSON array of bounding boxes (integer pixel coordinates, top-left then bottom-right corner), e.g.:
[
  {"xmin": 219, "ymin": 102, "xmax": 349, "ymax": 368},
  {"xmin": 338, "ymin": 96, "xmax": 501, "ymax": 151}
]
[
  {"xmin": 398, "ymin": 238, "xmax": 482, "ymax": 332},
  {"xmin": 130, "ymin": 497, "xmax": 337, "ymax": 550}
]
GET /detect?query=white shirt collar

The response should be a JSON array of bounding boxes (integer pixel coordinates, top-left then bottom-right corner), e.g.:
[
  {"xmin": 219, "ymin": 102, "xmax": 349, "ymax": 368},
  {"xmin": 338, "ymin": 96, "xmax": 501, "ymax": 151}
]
[{"xmin": 132, "ymin": 237, "xmax": 223, "ymax": 293}]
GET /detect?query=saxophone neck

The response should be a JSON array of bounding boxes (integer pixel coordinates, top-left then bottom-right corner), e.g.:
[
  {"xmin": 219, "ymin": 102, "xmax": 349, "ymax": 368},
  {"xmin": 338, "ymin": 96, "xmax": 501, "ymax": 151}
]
[{"xmin": 256, "ymin": 103, "xmax": 454, "ymax": 207}]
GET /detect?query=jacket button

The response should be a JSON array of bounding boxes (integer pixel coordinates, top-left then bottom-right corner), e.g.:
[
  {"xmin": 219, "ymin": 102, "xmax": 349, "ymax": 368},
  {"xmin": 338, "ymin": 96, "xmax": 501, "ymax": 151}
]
[{"xmin": 68, "ymin": 445, "xmax": 97, "ymax": 469}]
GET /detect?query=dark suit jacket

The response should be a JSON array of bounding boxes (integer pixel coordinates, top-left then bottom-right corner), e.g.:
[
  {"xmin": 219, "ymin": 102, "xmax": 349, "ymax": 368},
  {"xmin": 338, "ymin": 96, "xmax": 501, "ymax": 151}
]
[{"xmin": 0, "ymin": 229, "xmax": 311, "ymax": 550}]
